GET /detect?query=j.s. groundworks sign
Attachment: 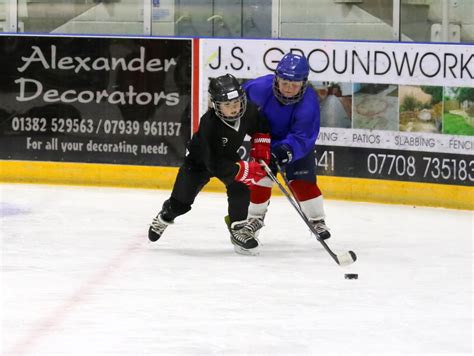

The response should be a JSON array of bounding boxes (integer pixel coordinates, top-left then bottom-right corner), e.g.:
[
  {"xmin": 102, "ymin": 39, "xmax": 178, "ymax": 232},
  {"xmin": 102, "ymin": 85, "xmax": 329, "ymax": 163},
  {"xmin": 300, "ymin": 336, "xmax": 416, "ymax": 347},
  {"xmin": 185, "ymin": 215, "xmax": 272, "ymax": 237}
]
[
  {"xmin": 0, "ymin": 35, "xmax": 192, "ymax": 166},
  {"xmin": 200, "ymin": 38, "xmax": 473, "ymax": 187}
]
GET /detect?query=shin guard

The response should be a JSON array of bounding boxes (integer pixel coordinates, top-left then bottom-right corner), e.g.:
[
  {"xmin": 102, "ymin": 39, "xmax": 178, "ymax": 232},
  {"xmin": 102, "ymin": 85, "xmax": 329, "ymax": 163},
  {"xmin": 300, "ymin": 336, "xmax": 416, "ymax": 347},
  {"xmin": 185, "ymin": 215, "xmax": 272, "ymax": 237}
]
[
  {"xmin": 249, "ymin": 176, "xmax": 272, "ymax": 218},
  {"xmin": 289, "ymin": 180, "xmax": 326, "ymax": 220}
]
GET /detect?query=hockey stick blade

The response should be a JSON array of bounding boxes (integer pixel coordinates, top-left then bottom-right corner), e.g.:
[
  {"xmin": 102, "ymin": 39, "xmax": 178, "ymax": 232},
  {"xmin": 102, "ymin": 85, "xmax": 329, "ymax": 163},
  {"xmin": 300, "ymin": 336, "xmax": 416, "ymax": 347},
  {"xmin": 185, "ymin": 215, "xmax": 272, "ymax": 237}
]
[
  {"xmin": 336, "ymin": 250, "xmax": 357, "ymax": 266},
  {"xmin": 260, "ymin": 160, "xmax": 357, "ymax": 266},
  {"xmin": 307, "ymin": 224, "xmax": 357, "ymax": 266}
]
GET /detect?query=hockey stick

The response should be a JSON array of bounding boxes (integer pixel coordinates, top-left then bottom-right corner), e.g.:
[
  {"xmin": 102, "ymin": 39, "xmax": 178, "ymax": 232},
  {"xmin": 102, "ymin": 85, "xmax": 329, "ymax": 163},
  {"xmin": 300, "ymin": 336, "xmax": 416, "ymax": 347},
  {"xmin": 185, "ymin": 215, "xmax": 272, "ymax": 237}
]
[{"xmin": 260, "ymin": 160, "xmax": 357, "ymax": 266}]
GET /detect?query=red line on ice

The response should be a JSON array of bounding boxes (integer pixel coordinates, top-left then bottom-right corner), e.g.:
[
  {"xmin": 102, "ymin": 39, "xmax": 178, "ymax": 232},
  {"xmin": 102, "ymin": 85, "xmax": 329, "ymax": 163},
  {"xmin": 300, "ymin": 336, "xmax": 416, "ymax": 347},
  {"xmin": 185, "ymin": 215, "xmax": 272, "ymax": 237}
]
[{"xmin": 6, "ymin": 238, "xmax": 142, "ymax": 356}]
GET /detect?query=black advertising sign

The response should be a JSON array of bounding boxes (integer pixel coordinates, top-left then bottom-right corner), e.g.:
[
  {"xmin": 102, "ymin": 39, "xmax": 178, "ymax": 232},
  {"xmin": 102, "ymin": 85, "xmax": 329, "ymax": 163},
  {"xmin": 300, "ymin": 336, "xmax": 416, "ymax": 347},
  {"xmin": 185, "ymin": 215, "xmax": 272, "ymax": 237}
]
[
  {"xmin": 315, "ymin": 128, "xmax": 473, "ymax": 187},
  {"xmin": 236, "ymin": 142, "xmax": 473, "ymax": 186},
  {"xmin": 315, "ymin": 146, "xmax": 473, "ymax": 186},
  {"xmin": 0, "ymin": 35, "xmax": 192, "ymax": 166}
]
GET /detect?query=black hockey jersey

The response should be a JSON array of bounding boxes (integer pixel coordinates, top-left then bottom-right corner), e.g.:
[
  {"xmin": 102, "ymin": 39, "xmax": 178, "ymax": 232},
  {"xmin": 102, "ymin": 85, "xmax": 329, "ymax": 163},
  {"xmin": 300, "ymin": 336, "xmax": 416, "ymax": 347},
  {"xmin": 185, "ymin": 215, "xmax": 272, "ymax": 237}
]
[{"xmin": 185, "ymin": 103, "xmax": 269, "ymax": 185}]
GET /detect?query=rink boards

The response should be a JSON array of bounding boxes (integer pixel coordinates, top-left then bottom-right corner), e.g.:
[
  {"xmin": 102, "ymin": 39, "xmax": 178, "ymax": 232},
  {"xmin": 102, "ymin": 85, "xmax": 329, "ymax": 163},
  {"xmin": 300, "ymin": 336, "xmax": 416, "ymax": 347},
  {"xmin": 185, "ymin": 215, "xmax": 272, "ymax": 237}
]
[
  {"xmin": 0, "ymin": 35, "xmax": 472, "ymax": 210},
  {"xmin": 1, "ymin": 160, "xmax": 472, "ymax": 210}
]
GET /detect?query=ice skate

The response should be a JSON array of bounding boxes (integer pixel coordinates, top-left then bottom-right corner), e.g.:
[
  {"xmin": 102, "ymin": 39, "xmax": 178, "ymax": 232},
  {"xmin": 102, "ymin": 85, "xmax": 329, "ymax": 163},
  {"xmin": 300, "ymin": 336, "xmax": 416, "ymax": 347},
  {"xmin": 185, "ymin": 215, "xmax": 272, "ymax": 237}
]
[
  {"xmin": 310, "ymin": 219, "xmax": 331, "ymax": 240},
  {"xmin": 247, "ymin": 216, "xmax": 265, "ymax": 237},
  {"xmin": 148, "ymin": 213, "xmax": 173, "ymax": 242},
  {"xmin": 225, "ymin": 216, "xmax": 259, "ymax": 255}
]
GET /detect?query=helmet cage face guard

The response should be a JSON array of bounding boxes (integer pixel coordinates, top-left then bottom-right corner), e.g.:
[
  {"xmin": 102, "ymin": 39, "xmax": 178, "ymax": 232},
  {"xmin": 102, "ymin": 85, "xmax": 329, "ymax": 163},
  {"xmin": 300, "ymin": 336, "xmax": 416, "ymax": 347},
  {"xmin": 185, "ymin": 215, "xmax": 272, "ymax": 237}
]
[
  {"xmin": 273, "ymin": 76, "xmax": 308, "ymax": 105},
  {"xmin": 273, "ymin": 53, "xmax": 310, "ymax": 105},
  {"xmin": 212, "ymin": 93, "xmax": 247, "ymax": 123}
]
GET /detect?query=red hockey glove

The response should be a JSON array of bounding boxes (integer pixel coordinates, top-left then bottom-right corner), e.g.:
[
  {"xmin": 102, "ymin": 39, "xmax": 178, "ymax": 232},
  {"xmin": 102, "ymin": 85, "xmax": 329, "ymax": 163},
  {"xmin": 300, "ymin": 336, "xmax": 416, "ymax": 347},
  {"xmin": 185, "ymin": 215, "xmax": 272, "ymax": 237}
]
[
  {"xmin": 250, "ymin": 133, "xmax": 271, "ymax": 164},
  {"xmin": 235, "ymin": 160, "xmax": 267, "ymax": 186}
]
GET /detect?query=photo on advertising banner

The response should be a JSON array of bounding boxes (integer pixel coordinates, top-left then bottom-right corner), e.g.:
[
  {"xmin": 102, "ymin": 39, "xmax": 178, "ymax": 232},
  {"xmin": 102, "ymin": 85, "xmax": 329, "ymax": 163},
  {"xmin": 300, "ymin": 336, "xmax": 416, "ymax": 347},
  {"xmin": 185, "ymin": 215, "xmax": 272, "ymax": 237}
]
[
  {"xmin": 399, "ymin": 85, "xmax": 443, "ymax": 134},
  {"xmin": 352, "ymin": 83, "xmax": 399, "ymax": 131},
  {"xmin": 314, "ymin": 81, "xmax": 352, "ymax": 129},
  {"xmin": 443, "ymin": 87, "xmax": 474, "ymax": 136},
  {"xmin": 0, "ymin": 35, "xmax": 192, "ymax": 167}
]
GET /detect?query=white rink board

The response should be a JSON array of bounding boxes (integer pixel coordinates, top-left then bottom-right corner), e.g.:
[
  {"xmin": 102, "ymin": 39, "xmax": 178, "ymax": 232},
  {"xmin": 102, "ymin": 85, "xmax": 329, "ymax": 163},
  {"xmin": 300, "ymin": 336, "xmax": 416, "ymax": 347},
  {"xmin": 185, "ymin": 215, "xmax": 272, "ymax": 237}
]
[
  {"xmin": 200, "ymin": 39, "xmax": 473, "ymax": 86},
  {"xmin": 198, "ymin": 39, "xmax": 473, "ymax": 148},
  {"xmin": 199, "ymin": 39, "xmax": 473, "ymax": 117},
  {"xmin": 318, "ymin": 127, "xmax": 473, "ymax": 155}
]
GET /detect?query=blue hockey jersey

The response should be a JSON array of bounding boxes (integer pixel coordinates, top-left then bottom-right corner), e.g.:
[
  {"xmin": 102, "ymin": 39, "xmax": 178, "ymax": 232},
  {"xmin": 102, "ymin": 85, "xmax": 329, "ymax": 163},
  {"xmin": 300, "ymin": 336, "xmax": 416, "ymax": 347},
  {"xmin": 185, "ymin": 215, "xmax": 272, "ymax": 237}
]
[{"xmin": 243, "ymin": 74, "xmax": 321, "ymax": 162}]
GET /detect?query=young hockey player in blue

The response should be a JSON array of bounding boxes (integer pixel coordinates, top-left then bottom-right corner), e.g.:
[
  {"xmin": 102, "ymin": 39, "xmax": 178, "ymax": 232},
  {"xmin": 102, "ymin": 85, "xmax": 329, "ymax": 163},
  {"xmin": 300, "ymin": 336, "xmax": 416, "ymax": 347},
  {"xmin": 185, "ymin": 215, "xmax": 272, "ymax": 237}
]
[{"xmin": 242, "ymin": 53, "xmax": 331, "ymax": 239}]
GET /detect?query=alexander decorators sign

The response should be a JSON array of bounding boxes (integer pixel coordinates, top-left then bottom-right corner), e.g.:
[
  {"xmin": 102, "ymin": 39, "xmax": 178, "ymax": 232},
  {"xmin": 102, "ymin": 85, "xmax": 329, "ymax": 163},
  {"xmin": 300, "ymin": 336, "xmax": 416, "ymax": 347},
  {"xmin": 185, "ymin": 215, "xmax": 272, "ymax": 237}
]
[
  {"xmin": 0, "ymin": 35, "xmax": 192, "ymax": 166},
  {"xmin": 201, "ymin": 39, "xmax": 473, "ymax": 186},
  {"xmin": 15, "ymin": 45, "xmax": 180, "ymax": 106}
]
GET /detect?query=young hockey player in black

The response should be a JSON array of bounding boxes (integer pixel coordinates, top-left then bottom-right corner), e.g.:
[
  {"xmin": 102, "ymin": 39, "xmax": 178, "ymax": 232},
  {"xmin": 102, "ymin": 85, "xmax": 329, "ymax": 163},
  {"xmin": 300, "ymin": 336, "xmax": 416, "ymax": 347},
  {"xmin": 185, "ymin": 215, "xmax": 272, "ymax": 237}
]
[{"xmin": 148, "ymin": 74, "xmax": 271, "ymax": 255}]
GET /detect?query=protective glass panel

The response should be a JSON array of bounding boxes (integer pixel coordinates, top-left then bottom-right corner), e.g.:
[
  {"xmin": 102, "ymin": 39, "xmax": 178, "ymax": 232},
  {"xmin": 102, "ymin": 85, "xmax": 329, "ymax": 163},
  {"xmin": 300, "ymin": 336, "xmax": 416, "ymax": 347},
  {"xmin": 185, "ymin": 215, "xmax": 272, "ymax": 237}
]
[
  {"xmin": 0, "ymin": 1, "xmax": 7, "ymax": 32},
  {"xmin": 166, "ymin": 0, "xmax": 272, "ymax": 38},
  {"xmin": 401, "ymin": 0, "xmax": 473, "ymax": 43},
  {"xmin": 6, "ymin": 1, "xmax": 473, "ymax": 42},
  {"xmin": 151, "ymin": 0, "xmax": 176, "ymax": 36},
  {"xmin": 18, "ymin": 0, "xmax": 144, "ymax": 35},
  {"xmin": 279, "ymin": 0, "xmax": 394, "ymax": 41}
]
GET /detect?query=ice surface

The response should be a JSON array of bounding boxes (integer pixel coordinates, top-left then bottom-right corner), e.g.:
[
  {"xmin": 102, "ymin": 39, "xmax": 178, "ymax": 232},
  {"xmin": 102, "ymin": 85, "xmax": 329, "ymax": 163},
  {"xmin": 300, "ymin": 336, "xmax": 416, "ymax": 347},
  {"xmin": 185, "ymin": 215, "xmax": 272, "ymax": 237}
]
[{"xmin": 1, "ymin": 183, "xmax": 472, "ymax": 355}]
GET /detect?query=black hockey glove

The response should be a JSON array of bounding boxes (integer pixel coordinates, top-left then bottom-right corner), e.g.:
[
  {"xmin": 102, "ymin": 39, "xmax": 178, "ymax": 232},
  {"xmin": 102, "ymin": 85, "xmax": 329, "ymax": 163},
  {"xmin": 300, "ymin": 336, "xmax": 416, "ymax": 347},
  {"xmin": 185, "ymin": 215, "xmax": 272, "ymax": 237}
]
[{"xmin": 271, "ymin": 144, "xmax": 293, "ymax": 165}]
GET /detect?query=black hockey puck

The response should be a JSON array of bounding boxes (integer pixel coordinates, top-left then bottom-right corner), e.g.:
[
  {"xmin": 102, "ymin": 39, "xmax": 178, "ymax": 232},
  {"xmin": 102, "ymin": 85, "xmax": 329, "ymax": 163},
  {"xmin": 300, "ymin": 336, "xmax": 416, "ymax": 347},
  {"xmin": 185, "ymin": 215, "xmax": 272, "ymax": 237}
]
[{"xmin": 344, "ymin": 273, "xmax": 358, "ymax": 280}]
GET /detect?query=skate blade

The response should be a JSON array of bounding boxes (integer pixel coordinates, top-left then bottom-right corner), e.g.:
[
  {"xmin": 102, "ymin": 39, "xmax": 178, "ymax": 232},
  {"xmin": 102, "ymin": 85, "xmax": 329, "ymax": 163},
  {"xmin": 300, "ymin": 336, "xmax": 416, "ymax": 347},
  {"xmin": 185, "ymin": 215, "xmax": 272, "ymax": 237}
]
[{"xmin": 233, "ymin": 245, "xmax": 259, "ymax": 256}]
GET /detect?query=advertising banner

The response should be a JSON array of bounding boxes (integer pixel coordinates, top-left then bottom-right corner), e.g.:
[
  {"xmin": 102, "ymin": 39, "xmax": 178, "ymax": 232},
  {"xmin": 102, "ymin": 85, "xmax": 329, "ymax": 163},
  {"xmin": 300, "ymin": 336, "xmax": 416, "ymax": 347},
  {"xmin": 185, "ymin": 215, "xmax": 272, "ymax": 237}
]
[
  {"xmin": 200, "ymin": 38, "xmax": 473, "ymax": 186},
  {"xmin": 0, "ymin": 35, "xmax": 192, "ymax": 166}
]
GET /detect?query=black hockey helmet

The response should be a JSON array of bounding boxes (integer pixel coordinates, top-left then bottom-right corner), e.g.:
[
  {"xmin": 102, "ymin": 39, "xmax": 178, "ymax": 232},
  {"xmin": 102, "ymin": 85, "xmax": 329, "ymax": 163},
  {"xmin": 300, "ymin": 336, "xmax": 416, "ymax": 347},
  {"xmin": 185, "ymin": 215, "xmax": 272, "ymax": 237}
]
[{"xmin": 208, "ymin": 74, "xmax": 247, "ymax": 122}]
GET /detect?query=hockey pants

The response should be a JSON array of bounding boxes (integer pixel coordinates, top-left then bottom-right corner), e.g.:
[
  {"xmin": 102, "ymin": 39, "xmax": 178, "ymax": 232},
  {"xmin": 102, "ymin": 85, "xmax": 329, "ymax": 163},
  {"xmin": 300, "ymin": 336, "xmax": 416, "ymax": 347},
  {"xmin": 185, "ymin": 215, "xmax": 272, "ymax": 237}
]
[
  {"xmin": 161, "ymin": 162, "xmax": 250, "ymax": 224},
  {"xmin": 249, "ymin": 149, "xmax": 326, "ymax": 221}
]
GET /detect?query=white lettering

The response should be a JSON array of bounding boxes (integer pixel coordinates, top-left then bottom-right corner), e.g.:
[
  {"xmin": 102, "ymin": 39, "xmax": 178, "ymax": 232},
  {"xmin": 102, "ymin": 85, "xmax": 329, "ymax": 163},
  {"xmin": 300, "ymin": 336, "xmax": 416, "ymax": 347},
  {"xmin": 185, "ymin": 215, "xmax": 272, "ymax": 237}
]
[
  {"xmin": 17, "ymin": 45, "xmax": 176, "ymax": 74},
  {"xmin": 15, "ymin": 77, "xmax": 43, "ymax": 101},
  {"xmin": 18, "ymin": 46, "xmax": 50, "ymax": 72}
]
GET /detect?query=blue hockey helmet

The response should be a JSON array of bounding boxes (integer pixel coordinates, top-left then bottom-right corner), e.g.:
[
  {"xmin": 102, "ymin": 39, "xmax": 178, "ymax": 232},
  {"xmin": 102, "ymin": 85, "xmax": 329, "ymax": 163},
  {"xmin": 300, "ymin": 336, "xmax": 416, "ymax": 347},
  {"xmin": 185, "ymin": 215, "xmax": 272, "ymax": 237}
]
[
  {"xmin": 275, "ymin": 53, "xmax": 310, "ymax": 81},
  {"xmin": 273, "ymin": 53, "xmax": 310, "ymax": 105}
]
